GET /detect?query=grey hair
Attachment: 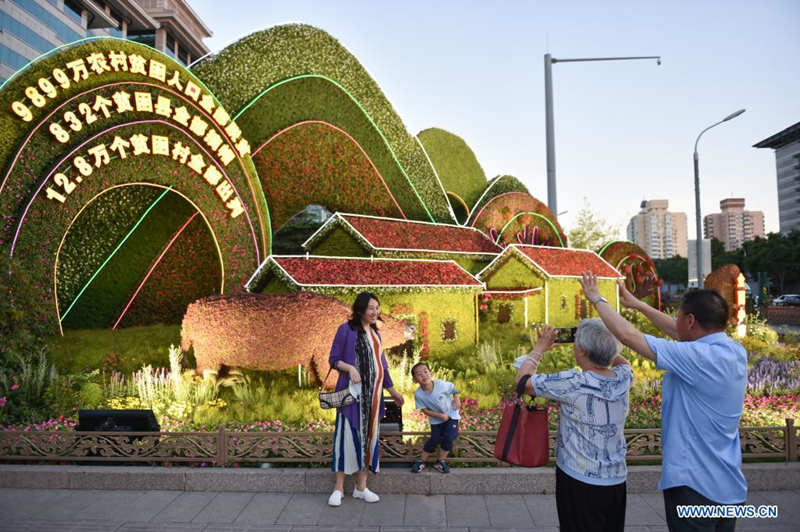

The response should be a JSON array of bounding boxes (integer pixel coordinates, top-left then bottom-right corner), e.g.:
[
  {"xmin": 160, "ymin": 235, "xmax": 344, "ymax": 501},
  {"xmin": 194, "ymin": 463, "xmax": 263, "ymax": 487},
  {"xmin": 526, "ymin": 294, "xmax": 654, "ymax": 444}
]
[{"xmin": 574, "ymin": 318, "xmax": 619, "ymax": 367}]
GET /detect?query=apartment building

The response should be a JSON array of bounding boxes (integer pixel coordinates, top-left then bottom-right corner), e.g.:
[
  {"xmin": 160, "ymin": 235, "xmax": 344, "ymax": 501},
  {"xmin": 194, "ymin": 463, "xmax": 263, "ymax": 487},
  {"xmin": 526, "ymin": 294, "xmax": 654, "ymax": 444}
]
[
  {"xmin": 703, "ymin": 198, "xmax": 765, "ymax": 251},
  {"xmin": 754, "ymin": 121, "xmax": 800, "ymax": 234},
  {"xmin": 627, "ymin": 199, "xmax": 688, "ymax": 259}
]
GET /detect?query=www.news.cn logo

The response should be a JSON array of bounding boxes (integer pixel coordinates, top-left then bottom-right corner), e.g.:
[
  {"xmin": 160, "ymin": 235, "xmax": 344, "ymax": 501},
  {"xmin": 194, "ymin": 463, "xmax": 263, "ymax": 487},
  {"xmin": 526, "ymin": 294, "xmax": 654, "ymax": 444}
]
[{"xmin": 677, "ymin": 505, "xmax": 778, "ymax": 519}]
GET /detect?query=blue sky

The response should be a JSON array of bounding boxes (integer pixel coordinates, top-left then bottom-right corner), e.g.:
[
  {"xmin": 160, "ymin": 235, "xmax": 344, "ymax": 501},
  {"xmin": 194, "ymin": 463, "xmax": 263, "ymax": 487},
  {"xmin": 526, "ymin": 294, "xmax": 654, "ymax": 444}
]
[{"xmin": 191, "ymin": 0, "xmax": 800, "ymax": 238}]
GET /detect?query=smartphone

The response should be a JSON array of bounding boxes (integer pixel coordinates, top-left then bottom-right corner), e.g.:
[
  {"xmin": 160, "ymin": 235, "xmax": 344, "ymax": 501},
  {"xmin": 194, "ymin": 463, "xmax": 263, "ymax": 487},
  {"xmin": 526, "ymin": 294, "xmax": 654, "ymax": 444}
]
[{"xmin": 554, "ymin": 327, "xmax": 577, "ymax": 344}]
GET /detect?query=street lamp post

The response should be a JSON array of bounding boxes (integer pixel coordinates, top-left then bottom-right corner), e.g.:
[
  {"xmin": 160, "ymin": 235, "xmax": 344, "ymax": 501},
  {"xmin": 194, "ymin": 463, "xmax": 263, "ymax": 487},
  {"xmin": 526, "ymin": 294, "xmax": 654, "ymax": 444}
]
[
  {"xmin": 544, "ymin": 54, "xmax": 661, "ymax": 216},
  {"xmin": 693, "ymin": 109, "xmax": 746, "ymax": 288}
]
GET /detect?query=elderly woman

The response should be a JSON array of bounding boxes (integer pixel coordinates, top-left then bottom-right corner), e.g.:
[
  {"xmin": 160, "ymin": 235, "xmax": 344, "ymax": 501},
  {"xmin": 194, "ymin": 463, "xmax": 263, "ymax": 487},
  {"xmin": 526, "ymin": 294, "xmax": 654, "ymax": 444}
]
[
  {"xmin": 327, "ymin": 291, "xmax": 404, "ymax": 507},
  {"xmin": 515, "ymin": 319, "xmax": 633, "ymax": 532}
]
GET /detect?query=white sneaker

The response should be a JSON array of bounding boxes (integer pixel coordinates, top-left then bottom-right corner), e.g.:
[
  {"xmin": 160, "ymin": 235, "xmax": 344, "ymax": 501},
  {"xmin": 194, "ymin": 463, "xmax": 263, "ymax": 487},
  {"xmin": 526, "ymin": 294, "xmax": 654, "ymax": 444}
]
[
  {"xmin": 353, "ymin": 487, "xmax": 380, "ymax": 503},
  {"xmin": 328, "ymin": 490, "xmax": 343, "ymax": 507}
]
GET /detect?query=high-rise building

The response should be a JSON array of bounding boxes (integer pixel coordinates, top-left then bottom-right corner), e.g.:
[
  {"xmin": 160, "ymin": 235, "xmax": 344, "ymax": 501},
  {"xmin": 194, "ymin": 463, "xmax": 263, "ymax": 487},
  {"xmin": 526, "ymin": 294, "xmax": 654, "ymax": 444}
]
[
  {"xmin": 0, "ymin": 0, "xmax": 211, "ymax": 83},
  {"xmin": 754, "ymin": 121, "xmax": 800, "ymax": 234},
  {"xmin": 627, "ymin": 199, "xmax": 688, "ymax": 259},
  {"xmin": 703, "ymin": 198, "xmax": 765, "ymax": 251}
]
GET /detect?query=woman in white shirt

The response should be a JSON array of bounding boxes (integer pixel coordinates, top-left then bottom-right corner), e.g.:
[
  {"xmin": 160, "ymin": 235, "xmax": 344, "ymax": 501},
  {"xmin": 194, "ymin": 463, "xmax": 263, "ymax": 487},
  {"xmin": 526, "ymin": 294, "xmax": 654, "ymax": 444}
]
[{"xmin": 515, "ymin": 319, "xmax": 632, "ymax": 532}]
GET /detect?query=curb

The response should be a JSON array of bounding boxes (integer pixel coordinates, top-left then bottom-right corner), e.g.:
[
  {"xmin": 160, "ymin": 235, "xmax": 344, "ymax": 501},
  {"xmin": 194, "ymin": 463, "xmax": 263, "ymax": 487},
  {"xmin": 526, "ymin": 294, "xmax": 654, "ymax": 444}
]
[{"xmin": 1, "ymin": 463, "xmax": 798, "ymax": 494}]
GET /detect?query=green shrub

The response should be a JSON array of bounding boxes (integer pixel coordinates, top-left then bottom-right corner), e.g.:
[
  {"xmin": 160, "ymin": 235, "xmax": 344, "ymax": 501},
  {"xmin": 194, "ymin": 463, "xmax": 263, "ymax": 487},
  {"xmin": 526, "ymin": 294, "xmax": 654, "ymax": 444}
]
[{"xmin": 79, "ymin": 382, "xmax": 103, "ymax": 408}]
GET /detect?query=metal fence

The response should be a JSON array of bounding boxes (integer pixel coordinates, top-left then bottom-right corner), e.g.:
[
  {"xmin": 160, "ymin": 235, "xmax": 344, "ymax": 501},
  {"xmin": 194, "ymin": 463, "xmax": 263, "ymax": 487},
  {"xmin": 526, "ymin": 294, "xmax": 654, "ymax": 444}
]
[{"xmin": 1, "ymin": 419, "xmax": 796, "ymax": 466}]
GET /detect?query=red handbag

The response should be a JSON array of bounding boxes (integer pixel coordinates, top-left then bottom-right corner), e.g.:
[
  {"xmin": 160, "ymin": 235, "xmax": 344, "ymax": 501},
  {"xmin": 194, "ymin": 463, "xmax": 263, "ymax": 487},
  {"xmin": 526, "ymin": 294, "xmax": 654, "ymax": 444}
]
[{"xmin": 494, "ymin": 375, "xmax": 550, "ymax": 467}]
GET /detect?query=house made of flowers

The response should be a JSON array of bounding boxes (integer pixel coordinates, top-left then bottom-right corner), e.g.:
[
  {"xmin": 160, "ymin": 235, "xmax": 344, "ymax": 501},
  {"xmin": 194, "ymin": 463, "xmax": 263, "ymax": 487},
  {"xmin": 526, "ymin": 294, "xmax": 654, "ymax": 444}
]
[
  {"xmin": 477, "ymin": 245, "xmax": 624, "ymax": 328},
  {"xmin": 245, "ymin": 255, "xmax": 484, "ymax": 357},
  {"xmin": 301, "ymin": 213, "xmax": 502, "ymax": 274}
]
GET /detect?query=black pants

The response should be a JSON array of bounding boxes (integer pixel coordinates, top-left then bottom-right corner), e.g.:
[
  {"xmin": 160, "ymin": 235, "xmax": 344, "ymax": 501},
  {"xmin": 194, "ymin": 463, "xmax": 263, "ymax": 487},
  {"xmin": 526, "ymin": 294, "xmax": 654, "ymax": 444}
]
[
  {"xmin": 555, "ymin": 466, "xmax": 626, "ymax": 532},
  {"xmin": 663, "ymin": 486, "xmax": 738, "ymax": 532},
  {"xmin": 423, "ymin": 419, "xmax": 459, "ymax": 453}
]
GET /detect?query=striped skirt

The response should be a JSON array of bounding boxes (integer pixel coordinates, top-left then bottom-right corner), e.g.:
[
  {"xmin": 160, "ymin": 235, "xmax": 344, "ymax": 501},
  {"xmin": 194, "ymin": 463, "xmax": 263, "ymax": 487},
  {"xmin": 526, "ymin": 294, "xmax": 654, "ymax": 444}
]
[{"xmin": 331, "ymin": 410, "xmax": 381, "ymax": 474}]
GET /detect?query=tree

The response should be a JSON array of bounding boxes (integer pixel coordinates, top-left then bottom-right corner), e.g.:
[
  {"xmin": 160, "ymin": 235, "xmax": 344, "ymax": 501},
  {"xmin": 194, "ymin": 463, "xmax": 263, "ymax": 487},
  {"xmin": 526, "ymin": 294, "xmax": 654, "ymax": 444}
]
[
  {"xmin": 567, "ymin": 199, "xmax": 620, "ymax": 250},
  {"xmin": 653, "ymin": 256, "xmax": 688, "ymax": 285}
]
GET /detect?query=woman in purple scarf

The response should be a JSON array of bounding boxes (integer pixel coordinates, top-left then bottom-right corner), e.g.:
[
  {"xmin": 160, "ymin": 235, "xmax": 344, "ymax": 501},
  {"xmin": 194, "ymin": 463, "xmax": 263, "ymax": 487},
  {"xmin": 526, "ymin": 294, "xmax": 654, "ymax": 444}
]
[{"xmin": 327, "ymin": 292, "xmax": 405, "ymax": 506}]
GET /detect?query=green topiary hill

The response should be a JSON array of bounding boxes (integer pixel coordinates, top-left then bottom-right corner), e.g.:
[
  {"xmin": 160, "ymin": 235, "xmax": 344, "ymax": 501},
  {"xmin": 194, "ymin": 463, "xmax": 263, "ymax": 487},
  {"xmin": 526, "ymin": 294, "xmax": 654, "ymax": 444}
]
[
  {"xmin": 192, "ymin": 24, "xmax": 454, "ymax": 224},
  {"xmin": 417, "ymin": 128, "xmax": 487, "ymax": 216}
]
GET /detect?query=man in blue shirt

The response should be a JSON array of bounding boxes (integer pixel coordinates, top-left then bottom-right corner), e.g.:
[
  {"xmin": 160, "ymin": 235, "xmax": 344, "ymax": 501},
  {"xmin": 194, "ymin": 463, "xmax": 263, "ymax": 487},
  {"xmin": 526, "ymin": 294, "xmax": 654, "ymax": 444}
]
[{"xmin": 579, "ymin": 272, "xmax": 747, "ymax": 532}]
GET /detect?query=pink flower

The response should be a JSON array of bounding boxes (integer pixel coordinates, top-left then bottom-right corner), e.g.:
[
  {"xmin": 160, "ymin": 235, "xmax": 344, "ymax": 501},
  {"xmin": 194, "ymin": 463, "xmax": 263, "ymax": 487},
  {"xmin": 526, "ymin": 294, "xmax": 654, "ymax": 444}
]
[
  {"xmin": 10, "ymin": 384, "xmax": 19, "ymax": 391},
  {"xmin": 0, "ymin": 396, "xmax": 6, "ymax": 407}
]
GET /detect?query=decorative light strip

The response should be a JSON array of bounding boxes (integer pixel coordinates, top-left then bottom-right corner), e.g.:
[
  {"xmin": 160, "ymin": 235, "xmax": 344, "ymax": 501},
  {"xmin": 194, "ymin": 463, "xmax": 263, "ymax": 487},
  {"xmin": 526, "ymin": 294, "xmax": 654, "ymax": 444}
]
[
  {"xmin": 9, "ymin": 119, "xmax": 260, "ymax": 267},
  {"xmin": 252, "ymin": 120, "xmax": 407, "ymax": 220},
  {"xmin": 495, "ymin": 212, "xmax": 566, "ymax": 247},
  {"xmin": 53, "ymin": 182, "xmax": 226, "ymax": 335},
  {"xmin": 233, "ymin": 73, "xmax": 435, "ymax": 222},
  {"xmin": 59, "ymin": 187, "xmax": 171, "ymax": 322},
  {"xmin": 112, "ymin": 211, "xmax": 200, "ymax": 330},
  {"xmin": 598, "ymin": 240, "xmax": 635, "ymax": 255}
]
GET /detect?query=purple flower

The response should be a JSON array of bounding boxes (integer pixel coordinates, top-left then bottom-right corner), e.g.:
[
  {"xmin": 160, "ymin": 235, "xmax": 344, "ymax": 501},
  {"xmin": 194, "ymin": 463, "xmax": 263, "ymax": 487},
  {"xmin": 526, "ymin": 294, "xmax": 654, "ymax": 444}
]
[{"xmin": 0, "ymin": 396, "xmax": 6, "ymax": 407}]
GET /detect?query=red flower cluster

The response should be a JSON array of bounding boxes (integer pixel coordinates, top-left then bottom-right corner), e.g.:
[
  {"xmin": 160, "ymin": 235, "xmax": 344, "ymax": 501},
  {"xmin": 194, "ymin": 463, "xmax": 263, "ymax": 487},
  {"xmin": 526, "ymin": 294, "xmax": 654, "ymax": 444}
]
[
  {"xmin": 516, "ymin": 246, "xmax": 620, "ymax": 277},
  {"xmin": 342, "ymin": 214, "xmax": 500, "ymax": 254},
  {"xmin": 274, "ymin": 257, "xmax": 482, "ymax": 286}
]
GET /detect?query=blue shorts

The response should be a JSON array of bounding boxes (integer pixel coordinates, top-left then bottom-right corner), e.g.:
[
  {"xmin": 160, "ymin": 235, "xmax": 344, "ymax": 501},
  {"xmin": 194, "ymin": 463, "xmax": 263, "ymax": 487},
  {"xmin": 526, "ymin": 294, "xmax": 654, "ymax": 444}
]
[{"xmin": 423, "ymin": 419, "xmax": 459, "ymax": 453}]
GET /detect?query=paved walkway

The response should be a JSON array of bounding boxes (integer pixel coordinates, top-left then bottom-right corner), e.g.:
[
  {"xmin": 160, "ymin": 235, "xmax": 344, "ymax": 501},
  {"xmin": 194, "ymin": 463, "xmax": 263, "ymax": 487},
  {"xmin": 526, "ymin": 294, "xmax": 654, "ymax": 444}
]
[{"xmin": 1, "ymin": 488, "xmax": 798, "ymax": 531}]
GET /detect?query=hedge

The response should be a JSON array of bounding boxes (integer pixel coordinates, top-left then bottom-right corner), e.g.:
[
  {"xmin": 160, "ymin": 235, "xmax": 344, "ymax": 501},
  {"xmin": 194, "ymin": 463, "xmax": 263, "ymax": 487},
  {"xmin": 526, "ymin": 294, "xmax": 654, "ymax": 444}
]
[
  {"xmin": 417, "ymin": 128, "xmax": 487, "ymax": 212},
  {"xmin": 191, "ymin": 24, "xmax": 453, "ymax": 223}
]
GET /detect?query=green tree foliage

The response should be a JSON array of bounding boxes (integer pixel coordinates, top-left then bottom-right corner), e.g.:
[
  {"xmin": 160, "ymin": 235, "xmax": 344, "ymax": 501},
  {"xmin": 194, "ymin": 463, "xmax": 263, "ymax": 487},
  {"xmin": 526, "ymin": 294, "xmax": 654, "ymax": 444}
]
[
  {"xmin": 567, "ymin": 199, "xmax": 620, "ymax": 250},
  {"xmin": 653, "ymin": 256, "xmax": 688, "ymax": 285},
  {"xmin": 710, "ymin": 232, "xmax": 800, "ymax": 294}
]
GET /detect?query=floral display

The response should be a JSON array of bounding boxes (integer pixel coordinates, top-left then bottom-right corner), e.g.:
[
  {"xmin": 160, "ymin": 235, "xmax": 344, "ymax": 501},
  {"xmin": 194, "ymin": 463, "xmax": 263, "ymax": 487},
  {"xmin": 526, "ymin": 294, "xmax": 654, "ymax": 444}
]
[
  {"xmin": 704, "ymin": 264, "xmax": 744, "ymax": 323},
  {"xmin": 467, "ymin": 175, "xmax": 530, "ymax": 226},
  {"xmin": 336, "ymin": 213, "xmax": 501, "ymax": 254},
  {"xmin": 417, "ymin": 128, "xmax": 488, "ymax": 212},
  {"xmin": 193, "ymin": 24, "xmax": 454, "ymax": 223},
  {"xmin": 267, "ymin": 256, "xmax": 483, "ymax": 288},
  {"xmin": 469, "ymin": 191, "xmax": 567, "ymax": 247},
  {"xmin": 598, "ymin": 241, "xmax": 662, "ymax": 309},
  {"xmin": 252, "ymin": 121, "xmax": 404, "ymax": 229},
  {"xmin": 180, "ymin": 292, "xmax": 406, "ymax": 384}
]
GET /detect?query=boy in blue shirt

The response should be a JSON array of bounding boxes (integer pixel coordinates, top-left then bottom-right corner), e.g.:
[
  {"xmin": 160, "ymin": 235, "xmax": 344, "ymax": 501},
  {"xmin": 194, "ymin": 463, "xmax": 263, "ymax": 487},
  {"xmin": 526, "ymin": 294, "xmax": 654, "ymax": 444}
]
[{"xmin": 410, "ymin": 362, "xmax": 460, "ymax": 473}]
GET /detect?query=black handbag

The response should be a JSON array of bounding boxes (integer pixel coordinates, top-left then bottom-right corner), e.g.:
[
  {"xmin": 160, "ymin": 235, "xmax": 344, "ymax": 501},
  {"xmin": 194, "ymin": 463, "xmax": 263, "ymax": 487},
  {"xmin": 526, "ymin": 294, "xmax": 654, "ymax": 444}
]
[{"xmin": 318, "ymin": 367, "xmax": 356, "ymax": 409}]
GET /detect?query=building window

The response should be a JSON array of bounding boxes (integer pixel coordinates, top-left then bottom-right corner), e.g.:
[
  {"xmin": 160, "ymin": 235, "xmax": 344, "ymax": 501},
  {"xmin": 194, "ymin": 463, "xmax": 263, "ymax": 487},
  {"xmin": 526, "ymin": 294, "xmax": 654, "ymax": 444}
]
[
  {"xmin": 63, "ymin": 0, "xmax": 84, "ymax": 25},
  {"xmin": 441, "ymin": 319, "xmax": 456, "ymax": 342},
  {"xmin": 128, "ymin": 31, "xmax": 156, "ymax": 49},
  {"xmin": 497, "ymin": 304, "xmax": 512, "ymax": 324},
  {"xmin": 166, "ymin": 33, "xmax": 176, "ymax": 54}
]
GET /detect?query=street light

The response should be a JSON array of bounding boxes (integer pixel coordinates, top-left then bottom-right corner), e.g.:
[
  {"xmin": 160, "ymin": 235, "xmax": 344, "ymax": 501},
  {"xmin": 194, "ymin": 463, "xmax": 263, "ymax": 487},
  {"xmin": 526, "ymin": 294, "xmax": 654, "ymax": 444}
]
[
  {"xmin": 693, "ymin": 108, "xmax": 746, "ymax": 288},
  {"xmin": 544, "ymin": 54, "xmax": 661, "ymax": 215}
]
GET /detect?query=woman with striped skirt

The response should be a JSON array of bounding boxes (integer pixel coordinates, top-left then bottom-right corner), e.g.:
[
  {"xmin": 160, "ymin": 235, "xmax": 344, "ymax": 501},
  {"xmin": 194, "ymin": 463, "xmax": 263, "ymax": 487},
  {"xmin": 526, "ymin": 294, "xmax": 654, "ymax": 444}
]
[{"xmin": 327, "ymin": 291, "xmax": 405, "ymax": 506}]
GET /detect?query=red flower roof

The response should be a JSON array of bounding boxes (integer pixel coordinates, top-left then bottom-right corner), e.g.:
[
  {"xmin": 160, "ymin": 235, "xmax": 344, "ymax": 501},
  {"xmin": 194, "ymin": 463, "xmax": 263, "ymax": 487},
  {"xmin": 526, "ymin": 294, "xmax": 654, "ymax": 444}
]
[
  {"xmin": 514, "ymin": 246, "xmax": 621, "ymax": 278},
  {"xmin": 272, "ymin": 257, "xmax": 482, "ymax": 286},
  {"xmin": 340, "ymin": 214, "xmax": 501, "ymax": 254}
]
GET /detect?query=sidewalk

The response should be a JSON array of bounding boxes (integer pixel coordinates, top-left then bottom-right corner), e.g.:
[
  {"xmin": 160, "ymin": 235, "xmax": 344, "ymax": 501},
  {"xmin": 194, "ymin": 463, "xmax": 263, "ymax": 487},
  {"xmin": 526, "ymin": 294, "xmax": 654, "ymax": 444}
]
[{"xmin": 1, "ymin": 487, "xmax": 798, "ymax": 531}]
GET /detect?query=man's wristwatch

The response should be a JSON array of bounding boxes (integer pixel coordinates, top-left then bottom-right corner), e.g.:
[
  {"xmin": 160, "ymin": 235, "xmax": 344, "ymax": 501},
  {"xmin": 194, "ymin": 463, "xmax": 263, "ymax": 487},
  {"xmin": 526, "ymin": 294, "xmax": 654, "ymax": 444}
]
[{"xmin": 590, "ymin": 296, "xmax": 609, "ymax": 306}]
